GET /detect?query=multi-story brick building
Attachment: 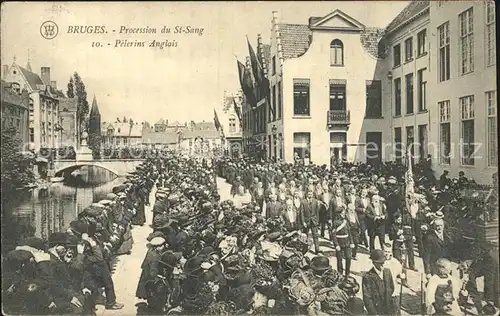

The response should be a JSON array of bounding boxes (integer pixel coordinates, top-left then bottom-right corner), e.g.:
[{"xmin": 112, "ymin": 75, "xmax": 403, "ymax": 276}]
[
  {"xmin": 1, "ymin": 80, "xmax": 30, "ymax": 145},
  {"xmin": 3, "ymin": 60, "xmax": 64, "ymax": 151}
]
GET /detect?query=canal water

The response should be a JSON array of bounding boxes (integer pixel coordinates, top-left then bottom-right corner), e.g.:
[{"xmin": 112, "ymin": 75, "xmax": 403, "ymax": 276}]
[{"xmin": 3, "ymin": 167, "xmax": 126, "ymax": 252}]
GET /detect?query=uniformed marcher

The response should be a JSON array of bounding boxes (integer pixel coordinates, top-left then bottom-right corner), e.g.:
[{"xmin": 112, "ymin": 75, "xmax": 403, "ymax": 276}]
[{"xmin": 331, "ymin": 208, "xmax": 354, "ymax": 276}]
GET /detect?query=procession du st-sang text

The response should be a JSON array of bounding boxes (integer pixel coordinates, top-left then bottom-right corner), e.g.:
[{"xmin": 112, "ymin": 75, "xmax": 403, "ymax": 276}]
[{"xmin": 67, "ymin": 25, "xmax": 204, "ymax": 49}]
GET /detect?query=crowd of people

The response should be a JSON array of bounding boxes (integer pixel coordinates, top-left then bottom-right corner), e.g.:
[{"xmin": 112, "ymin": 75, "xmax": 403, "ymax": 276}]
[
  {"xmin": 2, "ymin": 149, "xmax": 498, "ymax": 315},
  {"xmin": 2, "ymin": 159, "xmax": 156, "ymax": 314}
]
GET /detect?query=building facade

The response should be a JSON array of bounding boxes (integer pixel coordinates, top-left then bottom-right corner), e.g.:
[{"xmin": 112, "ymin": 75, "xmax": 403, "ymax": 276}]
[
  {"xmin": 1, "ymin": 80, "xmax": 30, "ymax": 145},
  {"xmin": 102, "ymin": 121, "xmax": 143, "ymax": 147},
  {"xmin": 268, "ymin": 10, "xmax": 390, "ymax": 166},
  {"xmin": 241, "ymin": 35, "xmax": 270, "ymax": 160},
  {"xmin": 221, "ymin": 90, "xmax": 243, "ymax": 158},
  {"xmin": 384, "ymin": 1, "xmax": 431, "ymax": 165},
  {"xmin": 382, "ymin": 0, "xmax": 497, "ymax": 183},
  {"xmin": 59, "ymin": 97, "xmax": 79, "ymax": 149},
  {"xmin": 3, "ymin": 61, "xmax": 64, "ymax": 151},
  {"xmin": 427, "ymin": 0, "xmax": 497, "ymax": 183}
]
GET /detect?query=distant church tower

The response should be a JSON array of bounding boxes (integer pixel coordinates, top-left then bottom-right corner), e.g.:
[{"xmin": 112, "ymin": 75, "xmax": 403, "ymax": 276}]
[{"xmin": 88, "ymin": 95, "xmax": 102, "ymax": 152}]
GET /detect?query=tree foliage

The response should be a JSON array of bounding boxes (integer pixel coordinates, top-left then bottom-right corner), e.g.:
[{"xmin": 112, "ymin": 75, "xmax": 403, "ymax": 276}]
[
  {"xmin": 1, "ymin": 126, "xmax": 35, "ymax": 199},
  {"xmin": 88, "ymin": 104, "xmax": 102, "ymax": 158},
  {"xmin": 67, "ymin": 76, "xmax": 74, "ymax": 98},
  {"xmin": 73, "ymin": 72, "xmax": 89, "ymax": 133}
]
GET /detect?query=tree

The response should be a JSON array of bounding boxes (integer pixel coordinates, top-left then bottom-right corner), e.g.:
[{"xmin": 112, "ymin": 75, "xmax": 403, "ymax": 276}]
[
  {"xmin": 1, "ymin": 127, "xmax": 35, "ymax": 201},
  {"xmin": 67, "ymin": 76, "xmax": 74, "ymax": 98},
  {"xmin": 73, "ymin": 72, "xmax": 89, "ymax": 134}
]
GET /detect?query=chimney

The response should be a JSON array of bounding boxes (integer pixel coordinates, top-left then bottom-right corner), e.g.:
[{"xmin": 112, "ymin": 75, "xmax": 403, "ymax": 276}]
[
  {"xmin": 2, "ymin": 65, "xmax": 8, "ymax": 79},
  {"xmin": 50, "ymin": 81, "xmax": 57, "ymax": 89},
  {"xmin": 40, "ymin": 67, "xmax": 51, "ymax": 85}
]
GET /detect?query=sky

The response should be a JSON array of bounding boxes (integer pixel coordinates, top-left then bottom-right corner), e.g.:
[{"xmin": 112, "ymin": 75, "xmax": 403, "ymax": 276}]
[{"xmin": 1, "ymin": 1, "xmax": 408, "ymax": 124}]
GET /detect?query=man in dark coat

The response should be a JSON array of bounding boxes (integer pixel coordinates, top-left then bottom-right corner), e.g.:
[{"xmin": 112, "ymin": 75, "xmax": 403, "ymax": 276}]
[
  {"xmin": 300, "ymin": 189, "xmax": 321, "ymax": 254},
  {"xmin": 83, "ymin": 226, "xmax": 123, "ymax": 310},
  {"xmin": 266, "ymin": 193, "xmax": 283, "ymax": 219},
  {"xmin": 423, "ymin": 217, "xmax": 452, "ymax": 277},
  {"xmin": 362, "ymin": 249, "xmax": 395, "ymax": 315},
  {"xmin": 231, "ymin": 176, "xmax": 244, "ymax": 197},
  {"xmin": 365, "ymin": 194, "xmax": 388, "ymax": 251},
  {"xmin": 136, "ymin": 237, "xmax": 167, "ymax": 300}
]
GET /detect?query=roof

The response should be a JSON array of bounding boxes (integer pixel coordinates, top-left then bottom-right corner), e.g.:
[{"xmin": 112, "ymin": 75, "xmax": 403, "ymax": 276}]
[
  {"xmin": 18, "ymin": 66, "xmax": 44, "ymax": 91},
  {"xmin": 385, "ymin": 0, "xmax": 429, "ymax": 35},
  {"xmin": 360, "ymin": 27, "xmax": 388, "ymax": 59},
  {"xmin": 193, "ymin": 121, "xmax": 217, "ymax": 131},
  {"xmin": 90, "ymin": 96, "xmax": 100, "ymax": 116},
  {"xmin": 104, "ymin": 122, "xmax": 142, "ymax": 137},
  {"xmin": 141, "ymin": 131, "xmax": 179, "ymax": 144},
  {"xmin": 1, "ymin": 80, "xmax": 29, "ymax": 108},
  {"xmin": 168, "ymin": 120, "xmax": 184, "ymax": 127},
  {"xmin": 182, "ymin": 129, "xmax": 221, "ymax": 139},
  {"xmin": 276, "ymin": 24, "xmax": 312, "ymax": 60},
  {"xmin": 59, "ymin": 97, "xmax": 78, "ymax": 112},
  {"xmin": 308, "ymin": 9, "xmax": 366, "ymax": 30}
]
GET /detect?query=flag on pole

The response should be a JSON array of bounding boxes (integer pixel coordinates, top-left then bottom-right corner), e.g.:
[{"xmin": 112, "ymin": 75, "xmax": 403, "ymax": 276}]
[
  {"xmin": 405, "ymin": 148, "xmax": 415, "ymax": 210},
  {"xmin": 247, "ymin": 37, "xmax": 273, "ymax": 117},
  {"xmin": 237, "ymin": 60, "xmax": 257, "ymax": 108},
  {"xmin": 213, "ymin": 109, "xmax": 223, "ymax": 133},
  {"xmin": 233, "ymin": 98, "xmax": 242, "ymax": 123}
]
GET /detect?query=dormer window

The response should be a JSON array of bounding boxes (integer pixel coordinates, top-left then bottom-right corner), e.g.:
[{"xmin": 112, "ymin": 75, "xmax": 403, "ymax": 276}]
[{"xmin": 330, "ymin": 39, "xmax": 344, "ymax": 66}]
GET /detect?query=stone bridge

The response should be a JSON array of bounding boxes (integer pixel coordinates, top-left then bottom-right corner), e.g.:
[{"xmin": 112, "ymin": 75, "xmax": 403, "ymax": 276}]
[{"xmin": 53, "ymin": 159, "xmax": 145, "ymax": 177}]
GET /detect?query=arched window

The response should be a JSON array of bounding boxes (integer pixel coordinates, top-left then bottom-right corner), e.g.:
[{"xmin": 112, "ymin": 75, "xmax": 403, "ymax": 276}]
[{"xmin": 330, "ymin": 39, "xmax": 344, "ymax": 66}]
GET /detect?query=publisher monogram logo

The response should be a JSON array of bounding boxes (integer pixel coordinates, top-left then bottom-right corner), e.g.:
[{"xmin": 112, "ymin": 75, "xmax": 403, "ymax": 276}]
[{"xmin": 40, "ymin": 21, "xmax": 58, "ymax": 40}]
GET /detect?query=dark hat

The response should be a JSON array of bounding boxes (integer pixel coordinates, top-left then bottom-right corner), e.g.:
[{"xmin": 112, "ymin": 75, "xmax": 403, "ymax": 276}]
[
  {"xmin": 66, "ymin": 234, "xmax": 80, "ymax": 247},
  {"xmin": 370, "ymin": 249, "xmax": 386, "ymax": 263},
  {"xmin": 339, "ymin": 276, "xmax": 360, "ymax": 295},
  {"xmin": 70, "ymin": 220, "xmax": 89, "ymax": 235},
  {"xmin": 310, "ymin": 256, "xmax": 331, "ymax": 272},
  {"xmin": 7, "ymin": 249, "xmax": 34, "ymax": 265},
  {"xmin": 20, "ymin": 237, "xmax": 46, "ymax": 250},
  {"xmin": 198, "ymin": 246, "xmax": 216, "ymax": 257},
  {"xmin": 48, "ymin": 232, "xmax": 69, "ymax": 246},
  {"xmin": 147, "ymin": 231, "xmax": 166, "ymax": 242},
  {"xmin": 266, "ymin": 231, "xmax": 282, "ymax": 242}
]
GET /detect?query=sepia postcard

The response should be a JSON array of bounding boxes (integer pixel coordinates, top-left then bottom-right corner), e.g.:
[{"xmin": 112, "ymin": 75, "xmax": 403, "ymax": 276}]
[{"xmin": 1, "ymin": 1, "xmax": 498, "ymax": 315}]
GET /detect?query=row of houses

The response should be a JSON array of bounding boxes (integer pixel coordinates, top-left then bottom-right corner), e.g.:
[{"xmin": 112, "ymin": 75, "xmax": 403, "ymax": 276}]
[
  {"xmin": 101, "ymin": 119, "xmax": 224, "ymax": 155},
  {"xmin": 238, "ymin": 0, "xmax": 496, "ymax": 183},
  {"xmin": 1, "ymin": 60, "xmax": 103, "ymax": 152}
]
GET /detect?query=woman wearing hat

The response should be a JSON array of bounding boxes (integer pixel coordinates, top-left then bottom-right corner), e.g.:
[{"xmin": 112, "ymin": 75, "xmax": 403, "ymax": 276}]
[{"xmin": 136, "ymin": 237, "xmax": 167, "ymax": 301}]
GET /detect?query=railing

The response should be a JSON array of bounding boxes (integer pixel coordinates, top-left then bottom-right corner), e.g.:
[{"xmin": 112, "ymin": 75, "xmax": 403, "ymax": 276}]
[{"xmin": 327, "ymin": 110, "xmax": 350, "ymax": 125}]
